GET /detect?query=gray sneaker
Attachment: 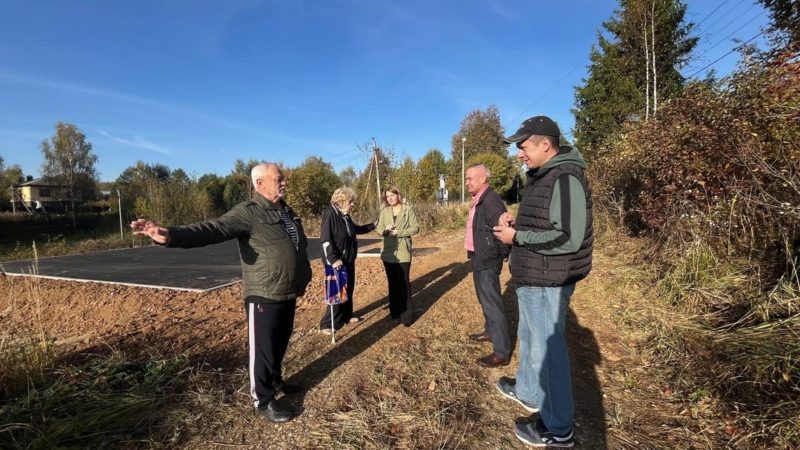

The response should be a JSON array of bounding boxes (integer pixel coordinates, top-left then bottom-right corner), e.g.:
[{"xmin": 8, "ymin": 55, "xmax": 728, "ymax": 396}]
[
  {"xmin": 495, "ymin": 376, "xmax": 538, "ymax": 413},
  {"xmin": 514, "ymin": 416, "xmax": 574, "ymax": 448}
]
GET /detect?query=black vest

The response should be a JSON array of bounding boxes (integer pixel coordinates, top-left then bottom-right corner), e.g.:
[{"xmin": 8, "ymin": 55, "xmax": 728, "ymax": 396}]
[{"xmin": 510, "ymin": 163, "xmax": 593, "ymax": 287}]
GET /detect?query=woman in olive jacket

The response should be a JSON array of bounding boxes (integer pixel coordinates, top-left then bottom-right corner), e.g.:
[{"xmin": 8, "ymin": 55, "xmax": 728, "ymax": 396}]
[
  {"xmin": 319, "ymin": 187, "xmax": 376, "ymax": 332},
  {"xmin": 376, "ymin": 187, "xmax": 420, "ymax": 326}
]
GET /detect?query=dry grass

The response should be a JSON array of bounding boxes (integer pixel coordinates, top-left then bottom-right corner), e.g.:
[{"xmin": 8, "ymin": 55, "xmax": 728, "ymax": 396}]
[
  {"xmin": 0, "ymin": 245, "xmax": 197, "ymax": 449},
  {"xmin": 7, "ymin": 201, "xmax": 798, "ymax": 448},
  {"xmin": 592, "ymin": 205, "xmax": 800, "ymax": 448},
  {"xmin": 308, "ymin": 320, "xmax": 486, "ymax": 449}
]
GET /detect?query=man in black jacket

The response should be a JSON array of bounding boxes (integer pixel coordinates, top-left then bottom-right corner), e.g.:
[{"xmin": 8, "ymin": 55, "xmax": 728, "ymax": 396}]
[
  {"xmin": 464, "ymin": 164, "xmax": 512, "ymax": 368},
  {"xmin": 131, "ymin": 162, "xmax": 312, "ymax": 423}
]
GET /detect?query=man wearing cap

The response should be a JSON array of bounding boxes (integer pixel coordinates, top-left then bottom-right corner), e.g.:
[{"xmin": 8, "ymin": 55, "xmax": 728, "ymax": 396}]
[
  {"xmin": 464, "ymin": 163, "xmax": 512, "ymax": 368},
  {"xmin": 130, "ymin": 162, "xmax": 312, "ymax": 424},
  {"xmin": 493, "ymin": 116, "xmax": 593, "ymax": 447}
]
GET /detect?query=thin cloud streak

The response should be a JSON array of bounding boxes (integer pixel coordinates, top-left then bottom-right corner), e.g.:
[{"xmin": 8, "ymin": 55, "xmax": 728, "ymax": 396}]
[
  {"xmin": 97, "ymin": 130, "xmax": 173, "ymax": 155},
  {"xmin": 0, "ymin": 69, "xmax": 345, "ymax": 151}
]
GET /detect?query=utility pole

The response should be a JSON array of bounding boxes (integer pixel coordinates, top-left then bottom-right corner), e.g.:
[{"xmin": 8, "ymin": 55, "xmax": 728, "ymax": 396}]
[
  {"xmin": 372, "ymin": 137, "xmax": 382, "ymax": 209},
  {"xmin": 116, "ymin": 189, "xmax": 124, "ymax": 241},
  {"xmin": 461, "ymin": 136, "xmax": 466, "ymax": 203},
  {"xmin": 10, "ymin": 187, "xmax": 15, "ymax": 214}
]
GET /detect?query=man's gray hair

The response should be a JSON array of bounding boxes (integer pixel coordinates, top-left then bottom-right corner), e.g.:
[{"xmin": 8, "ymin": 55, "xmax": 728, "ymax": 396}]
[
  {"xmin": 467, "ymin": 163, "xmax": 491, "ymax": 179},
  {"xmin": 251, "ymin": 162, "xmax": 278, "ymax": 187}
]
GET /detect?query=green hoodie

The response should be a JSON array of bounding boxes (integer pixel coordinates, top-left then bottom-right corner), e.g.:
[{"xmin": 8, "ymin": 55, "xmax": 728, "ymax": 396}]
[{"xmin": 514, "ymin": 145, "xmax": 588, "ymax": 255}]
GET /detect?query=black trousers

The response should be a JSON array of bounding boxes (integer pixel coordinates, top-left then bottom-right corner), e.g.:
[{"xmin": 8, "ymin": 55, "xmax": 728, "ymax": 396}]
[
  {"xmin": 471, "ymin": 257, "xmax": 511, "ymax": 358},
  {"xmin": 383, "ymin": 261, "xmax": 413, "ymax": 325},
  {"xmin": 319, "ymin": 261, "xmax": 356, "ymax": 330},
  {"xmin": 244, "ymin": 296, "xmax": 296, "ymax": 409}
]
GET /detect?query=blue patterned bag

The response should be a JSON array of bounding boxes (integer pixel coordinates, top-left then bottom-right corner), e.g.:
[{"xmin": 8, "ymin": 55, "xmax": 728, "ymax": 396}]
[{"xmin": 324, "ymin": 264, "xmax": 349, "ymax": 306}]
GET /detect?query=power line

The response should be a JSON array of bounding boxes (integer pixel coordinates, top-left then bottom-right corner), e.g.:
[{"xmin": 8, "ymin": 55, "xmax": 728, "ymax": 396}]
[
  {"xmin": 331, "ymin": 153, "xmax": 369, "ymax": 167},
  {"xmin": 695, "ymin": 0, "xmax": 730, "ymax": 28},
  {"xmin": 327, "ymin": 146, "xmax": 363, "ymax": 160},
  {"xmin": 703, "ymin": 3, "xmax": 757, "ymax": 42},
  {"xmin": 706, "ymin": 9, "xmax": 766, "ymax": 54},
  {"xmin": 686, "ymin": 29, "xmax": 767, "ymax": 79},
  {"xmin": 703, "ymin": 0, "xmax": 747, "ymax": 34},
  {"xmin": 687, "ymin": 10, "xmax": 767, "ymax": 73},
  {"xmin": 509, "ymin": 62, "xmax": 581, "ymax": 125}
]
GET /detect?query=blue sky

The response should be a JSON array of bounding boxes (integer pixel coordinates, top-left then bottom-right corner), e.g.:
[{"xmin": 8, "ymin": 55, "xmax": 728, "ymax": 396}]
[{"xmin": 0, "ymin": 0, "xmax": 771, "ymax": 182}]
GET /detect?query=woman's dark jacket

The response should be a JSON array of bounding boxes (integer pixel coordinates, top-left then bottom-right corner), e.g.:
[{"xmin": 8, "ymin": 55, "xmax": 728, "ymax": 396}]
[{"xmin": 321, "ymin": 205, "xmax": 376, "ymax": 265}]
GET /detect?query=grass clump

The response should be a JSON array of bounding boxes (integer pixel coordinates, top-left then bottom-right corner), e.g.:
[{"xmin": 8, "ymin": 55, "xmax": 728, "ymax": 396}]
[
  {"xmin": 0, "ymin": 352, "xmax": 190, "ymax": 449},
  {"xmin": 644, "ymin": 239, "xmax": 800, "ymax": 447}
]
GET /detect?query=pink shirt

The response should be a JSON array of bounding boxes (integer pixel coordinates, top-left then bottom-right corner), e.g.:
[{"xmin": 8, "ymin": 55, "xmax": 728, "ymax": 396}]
[{"xmin": 464, "ymin": 185, "xmax": 489, "ymax": 252}]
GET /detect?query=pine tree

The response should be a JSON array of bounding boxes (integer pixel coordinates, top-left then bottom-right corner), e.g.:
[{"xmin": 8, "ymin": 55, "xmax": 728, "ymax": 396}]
[{"xmin": 573, "ymin": 0, "xmax": 697, "ymax": 160}]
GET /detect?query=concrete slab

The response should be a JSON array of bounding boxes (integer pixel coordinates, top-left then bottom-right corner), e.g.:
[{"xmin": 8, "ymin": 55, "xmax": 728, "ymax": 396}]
[{"xmin": 1, "ymin": 238, "xmax": 381, "ymax": 292}]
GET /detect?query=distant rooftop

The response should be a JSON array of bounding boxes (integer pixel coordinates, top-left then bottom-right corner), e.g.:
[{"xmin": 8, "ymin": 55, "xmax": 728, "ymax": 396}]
[{"xmin": 15, "ymin": 177, "xmax": 69, "ymax": 188}]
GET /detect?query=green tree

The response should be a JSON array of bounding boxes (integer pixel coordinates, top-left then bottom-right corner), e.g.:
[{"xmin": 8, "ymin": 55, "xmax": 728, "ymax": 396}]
[
  {"xmin": 114, "ymin": 162, "xmax": 170, "ymax": 220},
  {"xmin": 392, "ymin": 156, "xmax": 419, "ymax": 202},
  {"xmin": 339, "ymin": 166, "xmax": 357, "ymax": 186},
  {"xmin": 449, "ymin": 105, "xmax": 507, "ymax": 202},
  {"xmin": 758, "ymin": 0, "xmax": 800, "ymax": 49},
  {"xmin": 6, "ymin": 166, "xmax": 23, "ymax": 185},
  {"xmin": 223, "ymin": 159, "xmax": 259, "ymax": 209},
  {"xmin": 466, "ymin": 152, "xmax": 516, "ymax": 198},
  {"xmin": 197, "ymin": 173, "xmax": 226, "ymax": 217},
  {"xmin": 2, "ymin": 163, "xmax": 24, "ymax": 210},
  {"xmin": 573, "ymin": 0, "xmax": 697, "ymax": 159},
  {"xmin": 573, "ymin": 39, "xmax": 641, "ymax": 157},
  {"xmin": 157, "ymin": 168, "xmax": 211, "ymax": 224},
  {"xmin": 450, "ymin": 105, "xmax": 506, "ymax": 163},
  {"xmin": 40, "ymin": 122, "xmax": 99, "ymax": 227},
  {"xmin": 0, "ymin": 156, "xmax": 6, "ymax": 207},
  {"xmin": 284, "ymin": 156, "xmax": 341, "ymax": 219},
  {"xmin": 416, "ymin": 148, "xmax": 448, "ymax": 202}
]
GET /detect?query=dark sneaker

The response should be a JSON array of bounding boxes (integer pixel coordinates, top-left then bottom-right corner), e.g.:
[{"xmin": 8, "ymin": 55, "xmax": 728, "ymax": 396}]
[
  {"xmin": 495, "ymin": 376, "xmax": 539, "ymax": 413},
  {"xmin": 258, "ymin": 399, "xmax": 295, "ymax": 423},
  {"xmin": 514, "ymin": 417, "xmax": 574, "ymax": 448}
]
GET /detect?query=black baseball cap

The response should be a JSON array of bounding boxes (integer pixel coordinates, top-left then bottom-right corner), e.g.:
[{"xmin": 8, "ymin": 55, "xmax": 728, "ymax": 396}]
[{"xmin": 503, "ymin": 115, "xmax": 561, "ymax": 144}]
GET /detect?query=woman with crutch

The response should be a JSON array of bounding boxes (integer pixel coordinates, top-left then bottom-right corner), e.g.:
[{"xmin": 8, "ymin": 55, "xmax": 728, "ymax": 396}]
[{"xmin": 319, "ymin": 187, "xmax": 376, "ymax": 336}]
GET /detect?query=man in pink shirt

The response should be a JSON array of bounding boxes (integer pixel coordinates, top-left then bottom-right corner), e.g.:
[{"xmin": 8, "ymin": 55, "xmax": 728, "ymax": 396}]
[{"xmin": 464, "ymin": 164, "xmax": 512, "ymax": 367}]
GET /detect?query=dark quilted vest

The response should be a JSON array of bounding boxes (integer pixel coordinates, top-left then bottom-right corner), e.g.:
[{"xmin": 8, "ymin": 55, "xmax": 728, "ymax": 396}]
[{"xmin": 510, "ymin": 163, "xmax": 593, "ymax": 287}]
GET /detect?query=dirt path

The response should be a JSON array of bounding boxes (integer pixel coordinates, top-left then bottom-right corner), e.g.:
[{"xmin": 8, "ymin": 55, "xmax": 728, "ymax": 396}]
[{"xmin": 1, "ymin": 229, "xmax": 672, "ymax": 449}]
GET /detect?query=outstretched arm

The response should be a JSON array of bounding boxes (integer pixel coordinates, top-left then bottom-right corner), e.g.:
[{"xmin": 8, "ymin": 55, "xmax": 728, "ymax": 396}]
[
  {"xmin": 354, "ymin": 220, "xmax": 377, "ymax": 235},
  {"xmin": 131, "ymin": 218, "xmax": 170, "ymax": 245}
]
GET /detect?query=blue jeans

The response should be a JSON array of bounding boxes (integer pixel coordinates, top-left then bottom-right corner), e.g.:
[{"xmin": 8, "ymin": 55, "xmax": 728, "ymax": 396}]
[{"xmin": 515, "ymin": 284, "xmax": 576, "ymax": 435}]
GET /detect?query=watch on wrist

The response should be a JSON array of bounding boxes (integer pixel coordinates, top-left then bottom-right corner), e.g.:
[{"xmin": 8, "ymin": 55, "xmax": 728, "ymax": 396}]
[{"xmin": 512, "ymin": 231, "xmax": 519, "ymax": 246}]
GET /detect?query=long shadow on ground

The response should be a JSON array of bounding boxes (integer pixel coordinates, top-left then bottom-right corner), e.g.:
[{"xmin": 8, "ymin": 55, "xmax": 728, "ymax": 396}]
[
  {"xmin": 501, "ymin": 280, "xmax": 520, "ymax": 355},
  {"xmin": 567, "ymin": 307, "xmax": 607, "ymax": 449},
  {"xmin": 284, "ymin": 260, "xmax": 472, "ymax": 411}
]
